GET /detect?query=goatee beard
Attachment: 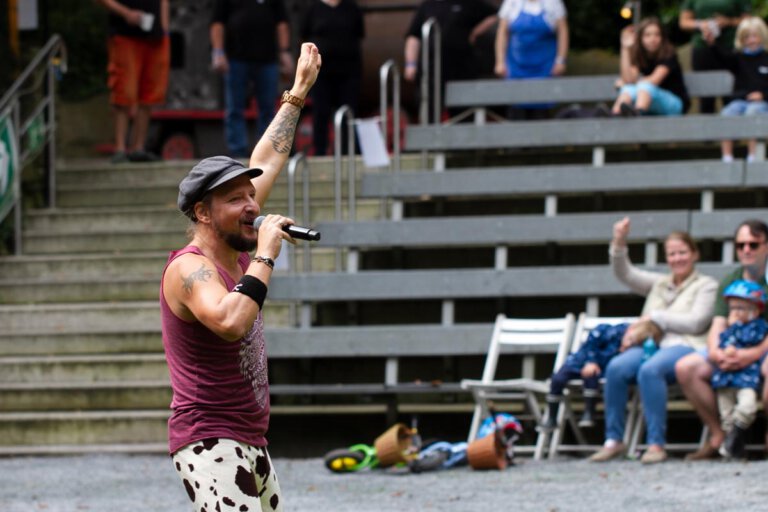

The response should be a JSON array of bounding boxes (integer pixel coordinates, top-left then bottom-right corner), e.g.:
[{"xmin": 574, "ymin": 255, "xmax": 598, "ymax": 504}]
[
  {"xmin": 225, "ymin": 234, "xmax": 257, "ymax": 252},
  {"xmin": 212, "ymin": 219, "xmax": 257, "ymax": 252}
]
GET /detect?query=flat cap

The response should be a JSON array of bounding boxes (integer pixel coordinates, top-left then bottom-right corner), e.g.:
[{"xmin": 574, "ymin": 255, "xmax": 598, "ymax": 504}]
[{"xmin": 178, "ymin": 156, "xmax": 263, "ymax": 218}]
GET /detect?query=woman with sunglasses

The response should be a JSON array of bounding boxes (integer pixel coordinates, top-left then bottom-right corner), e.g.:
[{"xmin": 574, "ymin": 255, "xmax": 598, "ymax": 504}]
[
  {"xmin": 676, "ymin": 218, "xmax": 768, "ymax": 461},
  {"xmin": 589, "ymin": 216, "xmax": 718, "ymax": 464}
]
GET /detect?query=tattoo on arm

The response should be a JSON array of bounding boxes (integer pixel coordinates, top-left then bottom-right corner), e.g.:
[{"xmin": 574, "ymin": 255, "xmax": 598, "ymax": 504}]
[
  {"xmin": 181, "ymin": 264, "xmax": 214, "ymax": 293},
  {"xmin": 267, "ymin": 106, "xmax": 300, "ymax": 154}
]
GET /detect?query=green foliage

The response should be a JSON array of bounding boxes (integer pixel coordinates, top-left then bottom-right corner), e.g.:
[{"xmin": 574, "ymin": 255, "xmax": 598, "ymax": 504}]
[
  {"xmin": 566, "ymin": 0, "xmax": 687, "ymax": 51},
  {"xmin": 47, "ymin": 1, "xmax": 108, "ymax": 100}
]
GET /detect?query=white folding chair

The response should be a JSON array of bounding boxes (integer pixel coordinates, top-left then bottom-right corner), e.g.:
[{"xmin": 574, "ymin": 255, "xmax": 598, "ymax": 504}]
[
  {"xmin": 546, "ymin": 313, "xmax": 637, "ymax": 459},
  {"xmin": 461, "ymin": 313, "xmax": 576, "ymax": 460}
]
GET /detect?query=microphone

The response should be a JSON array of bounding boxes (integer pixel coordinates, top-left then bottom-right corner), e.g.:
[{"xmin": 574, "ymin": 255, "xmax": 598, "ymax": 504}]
[{"xmin": 252, "ymin": 216, "xmax": 321, "ymax": 241}]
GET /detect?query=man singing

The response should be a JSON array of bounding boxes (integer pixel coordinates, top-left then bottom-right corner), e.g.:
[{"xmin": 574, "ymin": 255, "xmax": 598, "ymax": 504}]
[{"xmin": 159, "ymin": 43, "xmax": 321, "ymax": 511}]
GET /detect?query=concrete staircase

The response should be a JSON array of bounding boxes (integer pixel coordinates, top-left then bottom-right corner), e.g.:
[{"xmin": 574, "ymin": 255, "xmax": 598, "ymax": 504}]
[{"xmin": 0, "ymin": 156, "xmax": 389, "ymax": 454}]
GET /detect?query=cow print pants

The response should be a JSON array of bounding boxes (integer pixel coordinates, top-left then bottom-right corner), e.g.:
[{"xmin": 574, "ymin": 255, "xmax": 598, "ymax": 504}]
[{"xmin": 172, "ymin": 438, "xmax": 283, "ymax": 512}]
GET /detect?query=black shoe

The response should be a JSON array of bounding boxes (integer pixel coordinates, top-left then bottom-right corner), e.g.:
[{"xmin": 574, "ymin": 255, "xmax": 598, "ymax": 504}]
[
  {"xmin": 723, "ymin": 425, "xmax": 747, "ymax": 459},
  {"xmin": 539, "ymin": 399, "xmax": 561, "ymax": 431},
  {"xmin": 110, "ymin": 151, "xmax": 129, "ymax": 164},
  {"xmin": 127, "ymin": 149, "xmax": 161, "ymax": 162},
  {"xmin": 619, "ymin": 103, "xmax": 638, "ymax": 117},
  {"xmin": 578, "ymin": 409, "xmax": 595, "ymax": 428}
]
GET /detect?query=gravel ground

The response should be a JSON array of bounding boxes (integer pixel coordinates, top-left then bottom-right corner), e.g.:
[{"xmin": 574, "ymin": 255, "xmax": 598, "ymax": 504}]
[{"xmin": 2, "ymin": 454, "xmax": 768, "ymax": 512}]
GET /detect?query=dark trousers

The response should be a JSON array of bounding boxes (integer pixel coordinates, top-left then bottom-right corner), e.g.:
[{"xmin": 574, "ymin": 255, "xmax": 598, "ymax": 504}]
[
  {"xmin": 311, "ymin": 67, "xmax": 361, "ymax": 156},
  {"xmin": 692, "ymin": 46, "xmax": 727, "ymax": 114},
  {"xmin": 550, "ymin": 365, "xmax": 599, "ymax": 396}
]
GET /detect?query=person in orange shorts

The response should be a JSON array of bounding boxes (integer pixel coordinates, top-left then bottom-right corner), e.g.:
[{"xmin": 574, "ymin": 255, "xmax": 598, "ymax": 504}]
[{"xmin": 97, "ymin": 0, "xmax": 170, "ymax": 163}]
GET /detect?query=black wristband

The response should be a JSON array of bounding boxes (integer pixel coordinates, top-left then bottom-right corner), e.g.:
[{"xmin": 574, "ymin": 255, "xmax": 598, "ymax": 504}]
[{"xmin": 233, "ymin": 275, "xmax": 268, "ymax": 310}]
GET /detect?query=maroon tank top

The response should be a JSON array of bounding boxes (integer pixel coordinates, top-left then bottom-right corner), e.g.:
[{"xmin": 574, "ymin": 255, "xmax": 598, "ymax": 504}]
[{"xmin": 160, "ymin": 246, "xmax": 270, "ymax": 454}]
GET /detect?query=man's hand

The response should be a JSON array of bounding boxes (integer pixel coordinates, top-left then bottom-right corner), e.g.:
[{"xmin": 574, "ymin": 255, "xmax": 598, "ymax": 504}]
[
  {"xmin": 290, "ymin": 43, "xmax": 321, "ymax": 99},
  {"xmin": 747, "ymin": 91, "xmax": 764, "ymax": 102},
  {"xmin": 212, "ymin": 51, "xmax": 229, "ymax": 73},
  {"xmin": 123, "ymin": 8, "xmax": 143, "ymax": 26},
  {"xmin": 581, "ymin": 362, "xmax": 601, "ymax": 379},
  {"xmin": 255, "ymin": 214, "xmax": 295, "ymax": 259},
  {"xmin": 711, "ymin": 344, "xmax": 753, "ymax": 371}
]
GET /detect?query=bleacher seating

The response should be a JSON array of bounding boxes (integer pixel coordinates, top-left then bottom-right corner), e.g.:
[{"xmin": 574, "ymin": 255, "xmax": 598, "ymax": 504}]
[{"xmin": 263, "ymin": 69, "xmax": 768, "ymax": 445}]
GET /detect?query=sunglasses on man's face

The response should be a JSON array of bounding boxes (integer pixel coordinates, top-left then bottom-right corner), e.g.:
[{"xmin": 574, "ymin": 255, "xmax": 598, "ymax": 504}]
[{"xmin": 735, "ymin": 241, "xmax": 764, "ymax": 251}]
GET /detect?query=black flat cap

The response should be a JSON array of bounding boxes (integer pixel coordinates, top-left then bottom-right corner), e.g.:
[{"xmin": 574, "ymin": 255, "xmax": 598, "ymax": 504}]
[{"xmin": 178, "ymin": 156, "xmax": 263, "ymax": 218}]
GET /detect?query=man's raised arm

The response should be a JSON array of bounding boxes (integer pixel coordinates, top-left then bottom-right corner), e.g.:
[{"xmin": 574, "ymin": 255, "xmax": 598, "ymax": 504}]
[{"xmin": 250, "ymin": 43, "xmax": 321, "ymax": 207}]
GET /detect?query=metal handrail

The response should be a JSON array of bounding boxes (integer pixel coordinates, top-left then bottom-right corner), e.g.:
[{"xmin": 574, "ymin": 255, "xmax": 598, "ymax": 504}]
[
  {"xmin": 420, "ymin": 18, "xmax": 441, "ymax": 126},
  {"xmin": 333, "ymin": 105, "xmax": 355, "ymax": 272},
  {"xmin": 286, "ymin": 152, "xmax": 312, "ymax": 327},
  {"xmin": 0, "ymin": 34, "xmax": 67, "ymax": 255},
  {"xmin": 379, "ymin": 59, "xmax": 404, "ymax": 221},
  {"xmin": 286, "ymin": 152, "xmax": 312, "ymax": 274},
  {"xmin": 379, "ymin": 59, "xmax": 401, "ymax": 174}
]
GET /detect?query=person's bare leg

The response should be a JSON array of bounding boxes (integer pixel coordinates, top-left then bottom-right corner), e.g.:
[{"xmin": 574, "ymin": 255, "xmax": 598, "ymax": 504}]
[
  {"xmin": 721, "ymin": 140, "xmax": 734, "ymax": 161},
  {"xmin": 635, "ymin": 89, "xmax": 651, "ymax": 112},
  {"xmin": 129, "ymin": 105, "xmax": 152, "ymax": 153},
  {"xmin": 612, "ymin": 93, "xmax": 633, "ymax": 114},
  {"xmin": 676, "ymin": 353, "xmax": 723, "ymax": 448},
  {"xmin": 113, "ymin": 106, "xmax": 130, "ymax": 154},
  {"xmin": 747, "ymin": 139, "xmax": 757, "ymax": 160}
]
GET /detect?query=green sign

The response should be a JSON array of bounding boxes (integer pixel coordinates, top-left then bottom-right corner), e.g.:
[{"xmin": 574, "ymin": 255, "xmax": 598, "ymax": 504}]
[{"xmin": 0, "ymin": 110, "xmax": 19, "ymax": 222}]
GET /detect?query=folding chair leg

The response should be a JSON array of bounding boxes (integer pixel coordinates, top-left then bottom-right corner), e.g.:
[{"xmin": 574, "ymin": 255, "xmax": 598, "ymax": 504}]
[
  {"xmin": 534, "ymin": 427, "xmax": 549, "ymax": 460},
  {"xmin": 467, "ymin": 391, "xmax": 488, "ymax": 443},
  {"xmin": 547, "ymin": 399, "xmax": 570, "ymax": 460},
  {"xmin": 698, "ymin": 426, "xmax": 710, "ymax": 448},
  {"xmin": 628, "ymin": 412, "xmax": 644, "ymax": 455},
  {"xmin": 624, "ymin": 390, "xmax": 641, "ymax": 447}
]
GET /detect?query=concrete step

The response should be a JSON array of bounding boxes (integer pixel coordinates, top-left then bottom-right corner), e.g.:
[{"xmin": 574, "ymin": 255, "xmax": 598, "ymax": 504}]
[
  {"xmin": 0, "ymin": 330, "xmax": 163, "ymax": 356},
  {"xmin": 0, "ymin": 410, "xmax": 168, "ymax": 447},
  {"xmin": 0, "ymin": 275, "xmax": 161, "ymax": 303},
  {"xmin": 0, "ymin": 442, "xmax": 168, "ymax": 455},
  {"xmin": 0, "ymin": 301, "xmax": 292, "ymax": 331},
  {"xmin": 21, "ymin": 205, "xmax": 380, "ymax": 255},
  {"xmin": 0, "ymin": 254, "xmax": 336, "ymax": 303},
  {"xmin": 25, "ymin": 202, "xmax": 382, "ymax": 232},
  {"xmin": 23, "ymin": 206, "xmax": 187, "ymax": 232},
  {"xmin": 0, "ymin": 301, "xmax": 161, "ymax": 332},
  {"xmin": 55, "ymin": 154, "xmax": 427, "ymax": 189},
  {"xmin": 0, "ymin": 354, "xmax": 169, "ymax": 384},
  {"xmin": 0, "ymin": 380, "xmax": 170, "ymax": 411},
  {"xmin": 0, "ymin": 252, "xmax": 169, "ymax": 279}
]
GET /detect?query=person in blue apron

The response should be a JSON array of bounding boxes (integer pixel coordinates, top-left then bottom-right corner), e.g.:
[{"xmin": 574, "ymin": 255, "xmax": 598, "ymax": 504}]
[{"xmin": 494, "ymin": 0, "xmax": 568, "ymax": 118}]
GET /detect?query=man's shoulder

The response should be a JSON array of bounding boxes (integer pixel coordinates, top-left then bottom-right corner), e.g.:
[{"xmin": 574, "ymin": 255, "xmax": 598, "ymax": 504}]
[{"xmin": 718, "ymin": 267, "xmax": 746, "ymax": 287}]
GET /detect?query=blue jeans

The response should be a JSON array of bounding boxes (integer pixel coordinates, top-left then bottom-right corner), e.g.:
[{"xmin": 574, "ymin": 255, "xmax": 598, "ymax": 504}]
[
  {"xmin": 721, "ymin": 99, "xmax": 768, "ymax": 117},
  {"xmin": 619, "ymin": 81, "xmax": 683, "ymax": 116},
  {"xmin": 224, "ymin": 60, "xmax": 279, "ymax": 156},
  {"xmin": 603, "ymin": 345, "xmax": 694, "ymax": 446}
]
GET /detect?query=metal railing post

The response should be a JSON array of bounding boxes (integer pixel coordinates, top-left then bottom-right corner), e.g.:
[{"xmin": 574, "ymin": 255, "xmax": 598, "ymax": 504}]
[
  {"xmin": 380, "ymin": 60, "xmax": 403, "ymax": 220},
  {"xmin": 12, "ymin": 102, "xmax": 22, "ymax": 256},
  {"xmin": 333, "ymin": 105, "xmax": 354, "ymax": 271},
  {"xmin": 420, "ymin": 18, "xmax": 441, "ymax": 126},
  {"xmin": 286, "ymin": 152, "xmax": 312, "ymax": 327},
  {"xmin": 419, "ymin": 19, "xmax": 441, "ymax": 170},
  {"xmin": 0, "ymin": 35, "xmax": 67, "ymax": 254}
]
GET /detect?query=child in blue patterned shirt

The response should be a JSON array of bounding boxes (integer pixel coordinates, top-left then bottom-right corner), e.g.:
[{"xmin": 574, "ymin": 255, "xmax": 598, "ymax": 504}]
[{"xmin": 712, "ymin": 280, "xmax": 768, "ymax": 459}]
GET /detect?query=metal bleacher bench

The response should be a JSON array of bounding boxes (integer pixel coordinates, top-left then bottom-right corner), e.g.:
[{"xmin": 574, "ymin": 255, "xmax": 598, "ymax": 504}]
[
  {"xmin": 267, "ymin": 207, "xmax": 768, "ymax": 413},
  {"xmin": 408, "ymin": 71, "xmax": 766, "ymax": 171},
  {"xmin": 445, "ymin": 71, "xmax": 733, "ymax": 114}
]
